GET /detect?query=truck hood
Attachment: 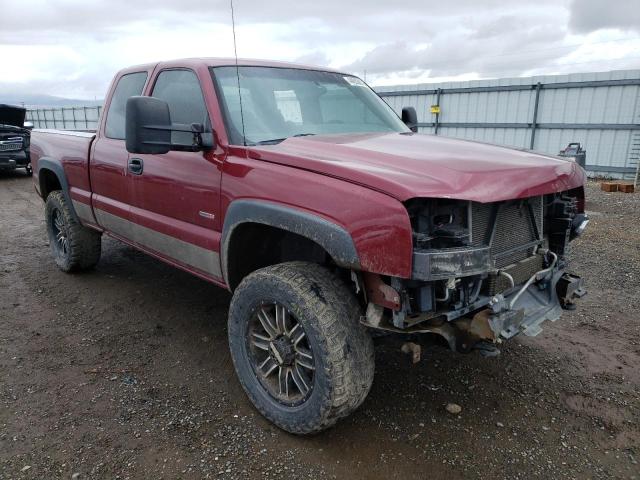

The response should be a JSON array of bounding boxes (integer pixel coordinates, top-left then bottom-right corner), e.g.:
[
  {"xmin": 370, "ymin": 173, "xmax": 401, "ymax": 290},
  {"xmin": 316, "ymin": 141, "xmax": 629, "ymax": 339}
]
[{"xmin": 248, "ymin": 132, "xmax": 585, "ymax": 203}]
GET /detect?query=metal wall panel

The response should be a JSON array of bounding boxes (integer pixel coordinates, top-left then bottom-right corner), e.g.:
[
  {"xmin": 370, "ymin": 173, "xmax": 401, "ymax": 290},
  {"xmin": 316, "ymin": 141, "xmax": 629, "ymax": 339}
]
[{"xmin": 376, "ymin": 69, "xmax": 640, "ymax": 179}]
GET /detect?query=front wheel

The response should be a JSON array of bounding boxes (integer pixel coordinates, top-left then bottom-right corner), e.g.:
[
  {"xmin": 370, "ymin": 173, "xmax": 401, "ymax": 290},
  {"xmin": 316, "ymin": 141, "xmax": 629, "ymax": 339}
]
[{"xmin": 228, "ymin": 262, "xmax": 375, "ymax": 434}]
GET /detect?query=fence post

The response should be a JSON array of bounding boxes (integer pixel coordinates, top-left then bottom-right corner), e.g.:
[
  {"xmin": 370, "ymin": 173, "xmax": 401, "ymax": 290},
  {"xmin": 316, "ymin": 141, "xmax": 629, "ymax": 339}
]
[
  {"xmin": 434, "ymin": 88, "xmax": 442, "ymax": 135},
  {"xmin": 529, "ymin": 82, "xmax": 542, "ymax": 150}
]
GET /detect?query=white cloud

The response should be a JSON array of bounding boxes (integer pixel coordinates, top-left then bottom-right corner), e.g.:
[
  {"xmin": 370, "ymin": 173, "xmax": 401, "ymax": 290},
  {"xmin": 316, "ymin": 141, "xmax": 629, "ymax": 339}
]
[{"xmin": 0, "ymin": 0, "xmax": 638, "ymax": 101}]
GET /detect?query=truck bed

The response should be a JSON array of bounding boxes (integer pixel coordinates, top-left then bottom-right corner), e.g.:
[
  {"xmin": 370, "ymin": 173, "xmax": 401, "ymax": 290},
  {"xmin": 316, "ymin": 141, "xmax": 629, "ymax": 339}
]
[{"xmin": 30, "ymin": 129, "xmax": 96, "ymax": 211}]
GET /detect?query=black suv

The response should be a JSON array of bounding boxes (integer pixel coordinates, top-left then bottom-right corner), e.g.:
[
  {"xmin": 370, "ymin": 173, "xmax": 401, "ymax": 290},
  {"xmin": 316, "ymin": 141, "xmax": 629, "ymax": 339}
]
[{"xmin": 0, "ymin": 104, "xmax": 32, "ymax": 175}]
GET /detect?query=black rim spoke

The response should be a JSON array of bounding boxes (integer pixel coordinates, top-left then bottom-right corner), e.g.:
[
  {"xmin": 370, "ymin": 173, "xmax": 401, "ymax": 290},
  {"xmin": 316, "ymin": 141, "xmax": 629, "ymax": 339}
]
[
  {"xmin": 247, "ymin": 302, "xmax": 315, "ymax": 406},
  {"xmin": 296, "ymin": 348, "xmax": 315, "ymax": 371},
  {"xmin": 51, "ymin": 209, "xmax": 68, "ymax": 257},
  {"xmin": 257, "ymin": 308, "xmax": 278, "ymax": 339},
  {"xmin": 259, "ymin": 356, "xmax": 279, "ymax": 377},
  {"xmin": 278, "ymin": 366, "xmax": 289, "ymax": 397},
  {"xmin": 251, "ymin": 332, "xmax": 271, "ymax": 351},
  {"xmin": 275, "ymin": 304, "xmax": 288, "ymax": 335},
  {"xmin": 291, "ymin": 364, "xmax": 310, "ymax": 395},
  {"xmin": 289, "ymin": 324, "xmax": 305, "ymax": 346}
]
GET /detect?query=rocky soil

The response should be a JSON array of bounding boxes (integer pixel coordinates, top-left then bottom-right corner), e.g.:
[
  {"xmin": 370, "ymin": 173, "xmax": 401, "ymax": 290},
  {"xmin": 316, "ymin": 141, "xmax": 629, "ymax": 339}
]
[{"xmin": 1, "ymin": 172, "xmax": 638, "ymax": 479}]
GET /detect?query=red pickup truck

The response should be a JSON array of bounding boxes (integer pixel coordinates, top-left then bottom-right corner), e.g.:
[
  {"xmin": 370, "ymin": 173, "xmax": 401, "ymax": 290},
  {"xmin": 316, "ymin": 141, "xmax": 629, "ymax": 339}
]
[{"xmin": 31, "ymin": 58, "xmax": 588, "ymax": 434}]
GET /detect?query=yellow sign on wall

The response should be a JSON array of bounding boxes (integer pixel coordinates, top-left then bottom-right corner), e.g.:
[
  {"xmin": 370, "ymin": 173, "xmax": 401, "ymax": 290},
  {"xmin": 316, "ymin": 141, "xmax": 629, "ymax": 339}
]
[{"xmin": 430, "ymin": 105, "xmax": 441, "ymax": 114}]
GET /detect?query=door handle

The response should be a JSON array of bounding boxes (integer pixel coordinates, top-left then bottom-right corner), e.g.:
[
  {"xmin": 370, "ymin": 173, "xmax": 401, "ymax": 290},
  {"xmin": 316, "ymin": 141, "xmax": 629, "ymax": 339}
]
[{"xmin": 128, "ymin": 157, "xmax": 143, "ymax": 175}]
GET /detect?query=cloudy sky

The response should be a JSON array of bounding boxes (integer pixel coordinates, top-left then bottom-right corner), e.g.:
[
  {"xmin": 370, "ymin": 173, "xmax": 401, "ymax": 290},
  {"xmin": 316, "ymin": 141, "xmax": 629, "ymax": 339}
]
[{"xmin": 1, "ymin": 0, "xmax": 639, "ymax": 100}]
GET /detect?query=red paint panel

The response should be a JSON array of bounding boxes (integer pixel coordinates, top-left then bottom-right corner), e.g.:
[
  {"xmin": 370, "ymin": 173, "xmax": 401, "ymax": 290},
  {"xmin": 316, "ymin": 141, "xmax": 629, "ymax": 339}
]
[
  {"xmin": 30, "ymin": 130, "xmax": 94, "ymax": 196},
  {"xmin": 90, "ymin": 137, "xmax": 134, "ymax": 226},
  {"xmin": 220, "ymin": 155, "xmax": 414, "ymax": 278},
  {"xmin": 248, "ymin": 132, "xmax": 586, "ymax": 203}
]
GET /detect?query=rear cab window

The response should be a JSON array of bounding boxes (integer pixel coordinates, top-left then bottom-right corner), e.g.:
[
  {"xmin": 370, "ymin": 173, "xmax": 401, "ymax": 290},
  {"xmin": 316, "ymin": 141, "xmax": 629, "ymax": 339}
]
[{"xmin": 104, "ymin": 72, "xmax": 148, "ymax": 140}]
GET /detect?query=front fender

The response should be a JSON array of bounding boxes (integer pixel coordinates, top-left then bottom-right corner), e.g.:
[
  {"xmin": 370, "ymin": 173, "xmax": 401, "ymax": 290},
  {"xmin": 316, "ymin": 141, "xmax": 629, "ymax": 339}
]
[
  {"xmin": 221, "ymin": 200, "xmax": 360, "ymax": 284},
  {"xmin": 221, "ymin": 156, "xmax": 415, "ymax": 281}
]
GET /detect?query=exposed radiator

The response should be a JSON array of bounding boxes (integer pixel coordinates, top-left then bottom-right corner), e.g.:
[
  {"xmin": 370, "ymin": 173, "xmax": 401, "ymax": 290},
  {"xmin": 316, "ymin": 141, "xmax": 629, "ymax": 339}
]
[{"xmin": 471, "ymin": 196, "xmax": 544, "ymax": 271}]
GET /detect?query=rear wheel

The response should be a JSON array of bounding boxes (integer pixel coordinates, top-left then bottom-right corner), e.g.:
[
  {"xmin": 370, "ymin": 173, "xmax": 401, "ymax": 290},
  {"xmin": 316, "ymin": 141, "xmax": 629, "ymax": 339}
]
[
  {"xmin": 45, "ymin": 191, "xmax": 101, "ymax": 272},
  {"xmin": 228, "ymin": 262, "xmax": 374, "ymax": 434}
]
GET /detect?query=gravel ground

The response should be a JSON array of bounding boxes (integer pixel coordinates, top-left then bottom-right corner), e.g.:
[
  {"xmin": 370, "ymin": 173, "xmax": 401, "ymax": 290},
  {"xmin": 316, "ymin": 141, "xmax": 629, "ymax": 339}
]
[{"xmin": 1, "ymin": 172, "xmax": 638, "ymax": 480}]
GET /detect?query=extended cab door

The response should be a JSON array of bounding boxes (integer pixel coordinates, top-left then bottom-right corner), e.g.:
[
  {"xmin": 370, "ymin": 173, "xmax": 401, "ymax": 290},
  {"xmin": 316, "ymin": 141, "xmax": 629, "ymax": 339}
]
[
  {"xmin": 90, "ymin": 70, "xmax": 150, "ymax": 240},
  {"xmin": 128, "ymin": 68, "xmax": 224, "ymax": 280}
]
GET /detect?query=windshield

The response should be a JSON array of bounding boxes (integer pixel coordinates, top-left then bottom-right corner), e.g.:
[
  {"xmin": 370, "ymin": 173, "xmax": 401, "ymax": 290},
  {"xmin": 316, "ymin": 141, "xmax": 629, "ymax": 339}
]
[{"xmin": 211, "ymin": 66, "xmax": 409, "ymax": 145}]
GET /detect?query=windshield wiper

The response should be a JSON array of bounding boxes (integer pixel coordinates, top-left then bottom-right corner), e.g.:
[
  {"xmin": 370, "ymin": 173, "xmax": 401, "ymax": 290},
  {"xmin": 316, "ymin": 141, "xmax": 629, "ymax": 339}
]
[{"xmin": 251, "ymin": 133, "xmax": 316, "ymax": 146}]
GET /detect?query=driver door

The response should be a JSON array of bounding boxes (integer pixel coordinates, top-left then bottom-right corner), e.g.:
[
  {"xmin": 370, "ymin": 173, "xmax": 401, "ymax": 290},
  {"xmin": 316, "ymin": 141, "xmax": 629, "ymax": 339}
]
[{"xmin": 128, "ymin": 68, "xmax": 224, "ymax": 280}]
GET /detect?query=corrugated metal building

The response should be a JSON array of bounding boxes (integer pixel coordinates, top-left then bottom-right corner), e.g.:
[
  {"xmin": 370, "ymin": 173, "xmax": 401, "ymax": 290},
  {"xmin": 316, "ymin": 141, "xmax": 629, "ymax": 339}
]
[{"xmin": 376, "ymin": 69, "xmax": 640, "ymax": 179}]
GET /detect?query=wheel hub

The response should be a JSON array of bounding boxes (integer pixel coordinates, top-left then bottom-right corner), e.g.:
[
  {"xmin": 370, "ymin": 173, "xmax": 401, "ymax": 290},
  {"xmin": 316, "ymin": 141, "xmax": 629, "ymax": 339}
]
[
  {"xmin": 269, "ymin": 336, "xmax": 296, "ymax": 366},
  {"xmin": 247, "ymin": 302, "xmax": 316, "ymax": 405}
]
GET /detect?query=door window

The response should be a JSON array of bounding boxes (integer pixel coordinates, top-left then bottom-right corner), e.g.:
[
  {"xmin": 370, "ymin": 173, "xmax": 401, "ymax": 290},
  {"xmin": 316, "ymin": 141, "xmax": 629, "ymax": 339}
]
[
  {"xmin": 104, "ymin": 72, "xmax": 148, "ymax": 140},
  {"xmin": 151, "ymin": 69, "xmax": 210, "ymax": 145}
]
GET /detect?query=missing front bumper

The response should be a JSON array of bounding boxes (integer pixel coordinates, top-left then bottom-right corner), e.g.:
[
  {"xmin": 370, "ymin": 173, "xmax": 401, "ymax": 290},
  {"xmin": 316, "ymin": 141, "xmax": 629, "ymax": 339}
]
[{"xmin": 362, "ymin": 269, "xmax": 585, "ymax": 354}]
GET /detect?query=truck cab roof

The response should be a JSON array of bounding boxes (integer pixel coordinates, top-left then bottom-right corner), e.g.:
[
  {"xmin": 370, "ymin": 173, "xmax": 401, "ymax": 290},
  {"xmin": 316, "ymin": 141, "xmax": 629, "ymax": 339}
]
[{"xmin": 119, "ymin": 57, "xmax": 345, "ymax": 76}]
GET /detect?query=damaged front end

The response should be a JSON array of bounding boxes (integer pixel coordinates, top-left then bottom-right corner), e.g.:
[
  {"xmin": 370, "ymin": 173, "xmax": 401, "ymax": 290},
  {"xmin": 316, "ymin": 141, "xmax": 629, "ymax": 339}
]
[{"xmin": 360, "ymin": 189, "xmax": 588, "ymax": 354}]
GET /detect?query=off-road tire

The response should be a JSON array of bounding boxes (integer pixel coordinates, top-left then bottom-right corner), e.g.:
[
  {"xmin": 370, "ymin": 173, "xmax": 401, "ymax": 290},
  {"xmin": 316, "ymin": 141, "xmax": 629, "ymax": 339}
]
[
  {"xmin": 228, "ymin": 261, "xmax": 375, "ymax": 434},
  {"xmin": 45, "ymin": 191, "xmax": 101, "ymax": 272}
]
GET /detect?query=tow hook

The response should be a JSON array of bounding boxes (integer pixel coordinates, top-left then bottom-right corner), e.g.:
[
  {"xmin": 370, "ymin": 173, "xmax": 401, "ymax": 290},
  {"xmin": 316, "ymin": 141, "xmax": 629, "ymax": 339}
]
[{"xmin": 556, "ymin": 273, "xmax": 586, "ymax": 310}]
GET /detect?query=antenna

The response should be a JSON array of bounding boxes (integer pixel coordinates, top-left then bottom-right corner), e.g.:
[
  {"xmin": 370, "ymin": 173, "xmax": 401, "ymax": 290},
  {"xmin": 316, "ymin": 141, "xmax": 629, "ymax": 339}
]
[{"xmin": 230, "ymin": 0, "xmax": 246, "ymax": 146}]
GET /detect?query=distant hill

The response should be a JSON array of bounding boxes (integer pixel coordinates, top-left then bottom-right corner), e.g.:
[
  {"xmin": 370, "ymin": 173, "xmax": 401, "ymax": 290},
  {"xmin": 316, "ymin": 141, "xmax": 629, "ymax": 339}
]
[{"xmin": 0, "ymin": 94, "xmax": 103, "ymax": 109}]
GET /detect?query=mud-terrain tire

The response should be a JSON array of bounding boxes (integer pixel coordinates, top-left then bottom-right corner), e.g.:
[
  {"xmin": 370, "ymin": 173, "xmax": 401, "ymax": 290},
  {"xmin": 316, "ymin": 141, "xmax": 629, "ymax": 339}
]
[
  {"xmin": 45, "ymin": 191, "xmax": 101, "ymax": 272},
  {"xmin": 228, "ymin": 262, "xmax": 375, "ymax": 434}
]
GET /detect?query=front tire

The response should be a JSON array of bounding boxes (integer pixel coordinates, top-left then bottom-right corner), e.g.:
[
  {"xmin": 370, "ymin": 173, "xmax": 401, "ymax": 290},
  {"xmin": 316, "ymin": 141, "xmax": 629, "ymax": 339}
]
[
  {"xmin": 228, "ymin": 262, "xmax": 374, "ymax": 434},
  {"xmin": 45, "ymin": 191, "xmax": 101, "ymax": 272}
]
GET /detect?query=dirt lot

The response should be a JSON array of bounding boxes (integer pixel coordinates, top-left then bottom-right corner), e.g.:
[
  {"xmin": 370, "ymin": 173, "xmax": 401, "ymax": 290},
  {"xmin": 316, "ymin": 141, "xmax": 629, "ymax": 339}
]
[{"xmin": 1, "ymin": 172, "xmax": 638, "ymax": 480}]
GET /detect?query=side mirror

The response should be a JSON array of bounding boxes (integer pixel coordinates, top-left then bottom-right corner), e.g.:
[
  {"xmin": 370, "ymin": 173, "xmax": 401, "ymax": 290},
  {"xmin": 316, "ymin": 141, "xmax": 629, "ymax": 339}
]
[
  {"xmin": 23, "ymin": 121, "xmax": 34, "ymax": 131},
  {"xmin": 401, "ymin": 106, "xmax": 418, "ymax": 133},
  {"xmin": 126, "ymin": 96, "xmax": 172, "ymax": 154},
  {"xmin": 125, "ymin": 96, "xmax": 215, "ymax": 154}
]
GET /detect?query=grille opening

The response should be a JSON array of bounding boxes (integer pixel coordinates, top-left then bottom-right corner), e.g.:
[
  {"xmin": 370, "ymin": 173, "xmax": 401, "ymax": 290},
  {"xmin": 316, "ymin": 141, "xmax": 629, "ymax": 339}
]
[{"xmin": 471, "ymin": 196, "xmax": 543, "ymax": 269}]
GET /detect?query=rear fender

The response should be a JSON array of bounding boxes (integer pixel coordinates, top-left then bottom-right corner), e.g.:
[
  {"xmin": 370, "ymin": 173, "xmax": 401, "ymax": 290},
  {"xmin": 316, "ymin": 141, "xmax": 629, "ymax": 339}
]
[{"xmin": 36, "ymin": 158, "xmax": 81, "ymax": 223}]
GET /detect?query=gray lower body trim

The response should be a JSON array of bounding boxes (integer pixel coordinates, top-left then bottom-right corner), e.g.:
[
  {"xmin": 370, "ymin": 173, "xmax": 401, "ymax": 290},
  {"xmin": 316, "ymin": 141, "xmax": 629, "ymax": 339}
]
[
  {"xmin": 71, "ymin": 200, "xmax": 95, "ymax": 223},
  {"xmin": 95, "ymin": 208, "xmax": 222, "ymax": 278}
]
